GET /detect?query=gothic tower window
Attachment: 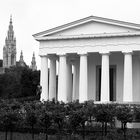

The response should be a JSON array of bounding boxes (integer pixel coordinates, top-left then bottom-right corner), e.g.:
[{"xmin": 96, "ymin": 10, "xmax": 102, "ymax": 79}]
[{"xmin": 11, "ymin": 54, "xmax": 14, "ymax": 65}]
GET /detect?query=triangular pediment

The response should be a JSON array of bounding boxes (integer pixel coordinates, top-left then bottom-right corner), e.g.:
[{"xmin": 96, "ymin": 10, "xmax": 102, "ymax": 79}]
[{"xmin": 33, "ymin": 16, "xmax": 140, "ymax": 39}]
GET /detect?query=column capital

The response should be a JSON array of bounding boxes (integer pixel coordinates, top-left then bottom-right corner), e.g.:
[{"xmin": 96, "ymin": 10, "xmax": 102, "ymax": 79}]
[
  {"xmin": 122, "ymin": 51, "xmax": 133, "ymax": 54},
  {"xmin": 57, "ymin": 52, "xmax": 66, "ymax": 56},
  {"xmin": 99, "ymin": 51, "xmax": 110, "ymax": 55},
  {"xmin": 78, "ymin": 52, "xmax": 88, "ymax": 56}
]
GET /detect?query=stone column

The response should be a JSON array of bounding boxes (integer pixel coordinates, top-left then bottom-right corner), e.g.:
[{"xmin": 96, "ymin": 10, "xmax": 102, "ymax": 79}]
[
  {"xmin": 123, "ymin": 51, "xmax": 133, "ymax": 102},
  {"xmin": 40, "ymin": 56, "xmax": 49, "ymax": 101},
  {"xmin": 72, "ymin": 61, "xmax": 79, "ymax": 101},
  {"xmin": 49, "ymin": 56, "xmax": 56, "ymax": 101},
  {"xmin": 66, "ymin": 62, "xmax": 72, "ymax": 102},
  {"xmin": 58, "ymin": 54, "xmax": 67, "ymax": 102},
  {"xmin": 100, "ymin": 52, "xmax": 110, "ymax": 102},
  {"xmin": 72, "ymin": 64, "xmax": 76, "ymax": 101},
  {"xmin": 79, "ymin": 53, "xmax": 88, "ymax": 102}
]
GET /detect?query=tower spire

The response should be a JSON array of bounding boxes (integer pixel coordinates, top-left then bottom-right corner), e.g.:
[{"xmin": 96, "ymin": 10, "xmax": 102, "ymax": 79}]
[
  {"xmin": 3, "ymin": 16, "xmax": 16, "ymax": 68},
  {"xmin": 20, "ymin": 50, "xmax": 23, "ymax": 62},
  {"xmin": 30, "ymin": 52, "xmax": 37, "ymax": 71},
  {"xmin": 19, "ymin": 50, "xmax": 25, "ymax": 67},
  {"xmin": 10, "ymin": 15, "xmax": 12, "ymax": 24},
  {"xmin": 8, "ymin": 15, "xmax": 14, "ymax": 41}
]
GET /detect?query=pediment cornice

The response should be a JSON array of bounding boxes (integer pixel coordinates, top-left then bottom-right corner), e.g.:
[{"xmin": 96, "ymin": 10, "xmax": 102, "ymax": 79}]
[
  {"xmin": 33, "ymin": 16, "xmax": 140, "ymax": 39},
  {"xmin": 35, "ymin": 31, "xmax": 140, "ymax": 41}
]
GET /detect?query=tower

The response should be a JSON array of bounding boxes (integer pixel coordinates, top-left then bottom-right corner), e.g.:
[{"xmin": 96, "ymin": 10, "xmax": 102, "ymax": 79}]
[
  {"xmin": 3, "ymin": 16, "xmax": 16, "ymax": 68},
  {"xmin": 30, "ymin": 52, "xmax": 37, "ymax": 71},
  {"xmin": 19, "ymin": 50, "xmax": 25, "ymax": 67}
]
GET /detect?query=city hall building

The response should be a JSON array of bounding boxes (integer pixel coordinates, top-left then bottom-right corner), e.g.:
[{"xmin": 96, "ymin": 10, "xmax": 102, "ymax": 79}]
[{"xmin": 33, "ymin": 16, "xmax": 140, "ymax": 103}]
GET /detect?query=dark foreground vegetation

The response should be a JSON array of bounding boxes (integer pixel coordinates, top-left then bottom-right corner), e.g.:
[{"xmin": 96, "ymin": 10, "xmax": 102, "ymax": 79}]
[
  {"xmin": 1, "ymin": 99, "xmax": 140, "ymax": 140},
  {"xmin": 0, "ymin": 66, "xmax": 40, "ymax": 98}
]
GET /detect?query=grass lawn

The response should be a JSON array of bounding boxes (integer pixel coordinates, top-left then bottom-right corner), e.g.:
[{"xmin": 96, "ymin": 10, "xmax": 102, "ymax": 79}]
[
  {"xmin": 0, "ymin": 132, "xmax": 107, "ymax": 140},
  {"xmin": 1, "ymin": 129, "xmax": 140, "ymax": 140},
  {"xmin": 0, "ymin": 132, "xmax": 84, "ymax": 140},
  {"xmin": 0, "ymin": 132, "xmax": 44, "ymax": 140}
]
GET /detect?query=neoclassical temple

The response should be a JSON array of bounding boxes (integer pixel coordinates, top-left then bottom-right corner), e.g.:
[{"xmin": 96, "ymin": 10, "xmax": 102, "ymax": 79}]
[{"xmin": 33, "ymin": 16, "xmax": 140, "ymax": 103}]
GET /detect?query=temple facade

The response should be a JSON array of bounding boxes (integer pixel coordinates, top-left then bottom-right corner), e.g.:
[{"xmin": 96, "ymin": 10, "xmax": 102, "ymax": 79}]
[{"xmin": 33, "ymin": 16, "xmax": 140, "ymax": 103}]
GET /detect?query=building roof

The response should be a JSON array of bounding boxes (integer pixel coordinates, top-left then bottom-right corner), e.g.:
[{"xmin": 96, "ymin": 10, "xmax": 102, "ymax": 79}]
[{"xmin": 33, "ymin": 15, "xmax": 140, "ymax": 39}]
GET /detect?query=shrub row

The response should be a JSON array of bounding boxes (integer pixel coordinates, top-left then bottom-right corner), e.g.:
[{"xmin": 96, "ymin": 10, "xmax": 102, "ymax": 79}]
[{"xmin": 1, "ymin": 99, "xmax": 140, "ymax": 140}]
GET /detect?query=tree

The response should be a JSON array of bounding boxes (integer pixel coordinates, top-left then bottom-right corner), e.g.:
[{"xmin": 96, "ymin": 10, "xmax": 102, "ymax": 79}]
[
  {"xmin": 79, "ymin": 107, "xmax": 89, "ymax": 139},
  {"xmin": 116, "ymin": 105, "xmax": 133, "ymax": 139},
  {"xmin": 69, "ymin": 111, "xmax": 82, "ymax": 134},
  {"xmin": 134, "ymin": 105, "xmax": 140, "ymax": 121},
  {"xmin": 0, "ymin": 66, "xmax": 40, "ymax": 98},
  {"xmin": 52, "ymin": 102, "xmax": 66, "ymax": 134},
  {"xmin": 94, "ymin": 104, "xmax": 116, "ymax": 136},
  {"xmin": 38, "ymin": 109, "xmax": 52, "ymax": 140},
  {"xmin": 83, "ymin": 100, "xmax": 95, "ymax": 123},
  {"xmin": 24, "ymin": 102, "xmax": 38, "ymax": 140},
  {"xmin": 20, "ymin": 68, "xmax": 40, "ymax": 97},
  {"xmin": 0, "ymin": 72, "xmax": 20, "ymax": 98},
  {"xmin": 67, "ymin": 109, "xmax": 88, "ymax": 140},
  {"xmin": 0, "ymin": 101, "xmax": 21, "ymax": 140}
]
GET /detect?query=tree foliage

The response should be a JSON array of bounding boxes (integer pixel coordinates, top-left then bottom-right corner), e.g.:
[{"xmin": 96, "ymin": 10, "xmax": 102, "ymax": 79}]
[
  {"xmin": 116, "ymin": 105, "xmax": 133, "ymax": 139},
  {"xmin": 0, "ymin": 99, "xmax": 139, "ymax": 140},
  {"xmin": 94, "ymin": 104, "xmax": 116, "ymax": 136},
  {"xmin": 0, "ymin": 66, "xmax": 40, "ymax": 98},
  {"xmin": 0, "ymin": 100, "xmax": 21, "ymax": 140}
]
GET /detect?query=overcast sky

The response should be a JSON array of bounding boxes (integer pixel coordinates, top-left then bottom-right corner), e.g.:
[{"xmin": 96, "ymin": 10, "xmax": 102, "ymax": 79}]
[{"xmin": 0, "ymin": 0, "xmax": 140, "ymax": 69}]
